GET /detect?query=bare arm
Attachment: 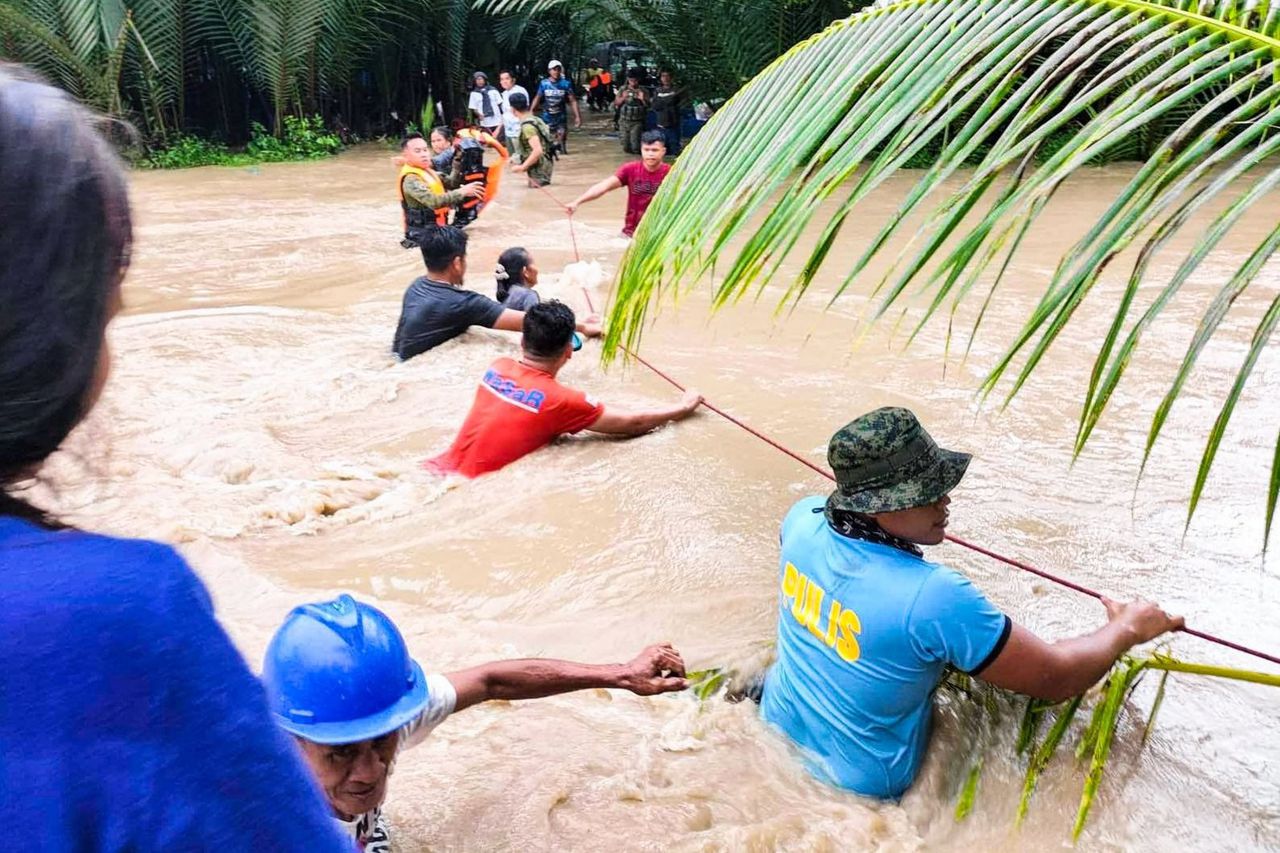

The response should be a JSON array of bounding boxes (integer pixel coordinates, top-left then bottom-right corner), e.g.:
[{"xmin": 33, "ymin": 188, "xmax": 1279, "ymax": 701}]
[
  {"xmin": 979, "ymin": 597, "xmax": 1183, "ymax": 702},
  {"xmin": 567, "ymin": 176, "xmax": 623, "ymax": 213},
  {"xmin": 588, "ymin": 390, "xmax": 702, "ymax": 437},
  {"xmin": 446, "ymin": 644, "xmax": 687, "ymax": 712},
  {"xmin": 570, "ymin": 91, "xmax": 582, "ymax": 127},
  {"xmin": 492, "ymin": 309, "xmax": 524, "ymax": 332},
  {"xmin": 530, "ymin": 90, "xmax": 543, "ymax": 113},
  {"xmin": 513, "ymin": 134, "xmax": 543, "ymax": 172}
]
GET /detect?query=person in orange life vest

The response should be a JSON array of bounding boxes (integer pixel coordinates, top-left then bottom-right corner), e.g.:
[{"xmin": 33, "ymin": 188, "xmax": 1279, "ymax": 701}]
[
  {"xmin": 427, "ymin": 300, "xmax": 703, "ymax": 478},
  {"xmin": 396, "ymin": 132, "xmax": 482, "ymax": 246},
  {"xmin": 393, "ymin": 226, "xmax": 601, "ymax": 360},
  {"xmin": 566, "ymin": 130, "xmax": 670, "ymax": 238}
]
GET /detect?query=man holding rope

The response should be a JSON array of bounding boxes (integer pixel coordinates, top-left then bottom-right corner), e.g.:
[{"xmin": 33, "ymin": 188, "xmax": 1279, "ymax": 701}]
[{"xmin": 760, "ymin": 407, "xmax": 1183, "ymax": 799}]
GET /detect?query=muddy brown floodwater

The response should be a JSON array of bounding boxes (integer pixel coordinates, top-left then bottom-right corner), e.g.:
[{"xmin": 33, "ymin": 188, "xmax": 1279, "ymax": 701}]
[{"xmin": 42, "ymin": 121, "xmax": 1280, "ymax": 851}]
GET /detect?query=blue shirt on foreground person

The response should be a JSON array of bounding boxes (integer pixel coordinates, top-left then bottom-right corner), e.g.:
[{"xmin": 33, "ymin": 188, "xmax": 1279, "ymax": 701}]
[
  {"xmin": 0, "ymin": 517, "xmax": 351, "ymax": 851},
  {"xmin": 761, "ymin": 496, "xmax": 1009, "ymax": 798}
]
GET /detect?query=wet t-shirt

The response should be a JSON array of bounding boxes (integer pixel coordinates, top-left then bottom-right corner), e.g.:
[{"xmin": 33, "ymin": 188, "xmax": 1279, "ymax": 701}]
[
  {"xmin": 393, "ymin": 277, "xmax": 506, "ymax": 359},
  {"xmin": 0, "ymin": 516, "xmax": 350, "ymax": 851},
  {"xmin": 426, "ymin": 357, "xmax": 604, "ymax": 477},
  {"xmin": 616, "ymin": 160, "xmax": 671, "ymax": 237},
  {"xmin": 761, "ymin": 497, "xmax": 1011, "ymax": 798},
  {"xmin": 537, "ymin": 77, "xmax": 574, "ymax": 118},
  {"xmin": 501, "ymin": 284, "xmax": 539, "ymax": 312},
  {"xmin": 336, "ymin": 674, "xmax": 456, "ymax": 851}
]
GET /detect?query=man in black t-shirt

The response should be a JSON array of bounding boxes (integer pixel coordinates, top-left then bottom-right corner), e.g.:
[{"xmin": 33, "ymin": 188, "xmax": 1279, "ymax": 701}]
[{"xmin": 393, "ymin": 226, "xmax": 601, "ymax": 360}]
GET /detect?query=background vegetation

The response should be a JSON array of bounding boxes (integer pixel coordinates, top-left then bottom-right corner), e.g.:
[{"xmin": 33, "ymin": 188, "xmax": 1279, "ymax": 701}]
[{"xmin": 0, "ymin": 0, "xmax": 862, "ymax": 158}]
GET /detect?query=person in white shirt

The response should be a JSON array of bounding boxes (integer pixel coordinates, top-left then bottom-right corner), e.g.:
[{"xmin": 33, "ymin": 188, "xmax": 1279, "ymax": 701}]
[
  {"xmin": 262, "ymin": 595, "xmax": 688, "ymax": 851},
  {"xmin": 467, "ymin": 71, "xmax": 506, "ymax": 138},
  {"xmin": 498, "ymin": 69, "xmax": 529, "ymax": 162}
]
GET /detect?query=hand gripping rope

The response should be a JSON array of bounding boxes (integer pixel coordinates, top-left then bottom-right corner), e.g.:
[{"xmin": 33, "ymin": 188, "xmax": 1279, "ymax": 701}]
[{"xmin": 535, "ymin": 185, "xmax": 1280, "ymax": 669}]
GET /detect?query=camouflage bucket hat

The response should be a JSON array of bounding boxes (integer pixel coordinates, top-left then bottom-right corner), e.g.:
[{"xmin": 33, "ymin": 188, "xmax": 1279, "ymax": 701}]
[{"xmin": 826, "ymin": 407, "xmax": 971, "ymax": 515}]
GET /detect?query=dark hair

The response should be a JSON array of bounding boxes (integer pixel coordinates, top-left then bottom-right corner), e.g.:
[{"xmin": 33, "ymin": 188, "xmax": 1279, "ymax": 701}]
[
  {"xmin": 418, "ymin": 225, "xmax": 468, "ymax": 271},
  {"xmin": 430, "ymin": 125, "xmax": 454, "ymax": 143},
  {"xmin": 400, "ymin": 132, "xmax": 424, "ymax": 150},
  {"xmin": 495, "ymin": 247, "xmax": 532, "ymax": 303},
  {"xmin": 640, "ymin": 129, "xmax": 667, "ymax": 148},
  {"xmin": 626, "ymin": 67, "xmax": 643, "ymax": 80},
  {"xmin": 507, "ymin": 92, "xmax": 529, "ymax": 112},
  {"xmin": 1, "ymin": 68, "xmax": 132, "ymax": 527},
  {"xmin": 499, "ymin": 69, "xmax": 515, "ymax": 79},
  {"xmin": 522, "ymin": 300, "xmax": 576, "ymax": 358}
]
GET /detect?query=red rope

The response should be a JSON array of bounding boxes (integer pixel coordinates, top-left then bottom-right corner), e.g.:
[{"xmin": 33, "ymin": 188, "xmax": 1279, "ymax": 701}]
[{"xmin": 557, "ymin": 196, "xmax": 1279, "ymax": 669}]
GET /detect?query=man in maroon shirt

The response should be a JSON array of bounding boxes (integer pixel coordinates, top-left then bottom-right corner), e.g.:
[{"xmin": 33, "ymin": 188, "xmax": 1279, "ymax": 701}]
[{"xmin": 566, "ymin": 130, "xmax": 670, "ymax": 237}]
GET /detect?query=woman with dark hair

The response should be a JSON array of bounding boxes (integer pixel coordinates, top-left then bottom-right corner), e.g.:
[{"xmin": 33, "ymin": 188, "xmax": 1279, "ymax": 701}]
[
  {"xmin": 494, "ymin": 246, "xmax": 540, "ymax": 311},
  {"xmin": 0, "ymin": 69, "xmax": 349, "ymax": 850},
  {"xmin": 429, "ymin": 125, "xmax": 456, "ymax": 172}
]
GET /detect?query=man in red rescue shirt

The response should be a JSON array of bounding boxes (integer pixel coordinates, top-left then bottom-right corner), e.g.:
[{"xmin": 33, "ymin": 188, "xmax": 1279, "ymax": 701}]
[
  {"xmin": 566, "ymin": 130, "xmax": 670, "ymax": 237},
  {"xmin": 428, "ymin": 300, "xmax": 702, "ymax": 478}
]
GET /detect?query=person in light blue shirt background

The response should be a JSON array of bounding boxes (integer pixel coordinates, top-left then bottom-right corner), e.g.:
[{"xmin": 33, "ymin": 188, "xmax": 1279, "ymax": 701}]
[{"xmin": 762, "ymin": 407, "xmax": 1184, "ymax": 799}]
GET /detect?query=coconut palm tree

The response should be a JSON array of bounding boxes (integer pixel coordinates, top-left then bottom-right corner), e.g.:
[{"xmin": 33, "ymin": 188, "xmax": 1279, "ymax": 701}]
[{"xmin": 606, "ymin": 0, "xmax": 1280, "ymax": 545}]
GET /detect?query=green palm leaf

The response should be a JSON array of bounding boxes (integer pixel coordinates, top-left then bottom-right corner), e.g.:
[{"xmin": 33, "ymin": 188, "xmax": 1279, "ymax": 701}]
[{"xmin": 608, "ymin": 0, "xmax": 1280, "ymax": 545}]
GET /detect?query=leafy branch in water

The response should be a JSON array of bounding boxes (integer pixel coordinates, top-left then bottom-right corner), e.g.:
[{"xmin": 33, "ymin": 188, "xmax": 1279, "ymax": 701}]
[{"xmin": 948, "ymin": 654, "xmax": 1280, "ymax": 843}]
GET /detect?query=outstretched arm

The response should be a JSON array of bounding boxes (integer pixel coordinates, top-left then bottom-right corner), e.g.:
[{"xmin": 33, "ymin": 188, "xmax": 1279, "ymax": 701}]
[
  {"xmin": 587, "ymin": 390, "xmax": 702, "ymax": 437},
  {"xmin": 446, "ymin": 644, "xmax": 687, "ymax": 712},
  {"xmin": 566, "ymin": 175, "xmax": 623, "ymax": 213},
  {"xmin": 978, "ymin": 597, "xmax": 1183, "ymax": 702}
]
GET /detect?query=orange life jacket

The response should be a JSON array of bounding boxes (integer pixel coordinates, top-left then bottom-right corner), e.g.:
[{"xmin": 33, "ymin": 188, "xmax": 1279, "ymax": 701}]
[
  {"xmin": 396, "ymin": 163, "xmax": 449, "ymax": 232},
  {"xmin": 600, "ymin": 71, "xmax": 612, "ymax": 86},
  {"xmin": 454, "ymin": 128, "xmax": 509, "ymax": 213}
]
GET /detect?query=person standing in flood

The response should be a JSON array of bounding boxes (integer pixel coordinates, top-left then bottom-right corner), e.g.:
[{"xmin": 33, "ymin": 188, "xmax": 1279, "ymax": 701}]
[
  {"xmin": 263, "ymin": 595, "xmax": 688, "ymax": 851},
  {"xmin": 508, "ymin": 92, "xmax": 557, "ymax": 187},
  {"xmin": 760, "ymin": 407, "xmax": 1185, "ymax": 799},
  {"xmin": 467, "ymin": 71, "xmax": 506, "ymax": 140},
  {"xmin": 427, "ymin": 301, "xmax": 702, "ymax": 478},
  {"xmin": 397, "ymin": 132, "xmax": 482, "ymax": 244},
  {"xmin": 531, "ymin": 59, "xmax": 581, "ymax": 155},
  {"xmin": 498, "ymin": 70, "xmax": 529, "ymax": 163},
  {"xmin": 650, "ymin": 69, "xmax": 685, "ymax": 156},
  {"xmin": 494, "ymin": 247, "xmax": 541, "ymax": 311},
  {"xmin": 0, "ymin": 68, "xmax": 350, "ymax": 851},
  {"xmin": 566, "ymin": 130, "xmax": 670, "ymax": 237},
  {"xmin": 614, "ymin": 68, "xmax": 650, "ymax": 154},
  {"xmin": 393, "ymin": 226, "xmax": 598, "ymax": 360}
]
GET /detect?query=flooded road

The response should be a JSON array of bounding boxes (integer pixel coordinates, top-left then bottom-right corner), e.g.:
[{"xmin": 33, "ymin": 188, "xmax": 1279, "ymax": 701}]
[{"xmin": 46, "ymin": 124, "xmax": 1280, "ymax": 850}]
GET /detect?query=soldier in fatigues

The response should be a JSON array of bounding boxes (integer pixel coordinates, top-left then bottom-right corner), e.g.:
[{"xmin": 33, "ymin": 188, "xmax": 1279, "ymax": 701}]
[{"xmin": 614, "ymin": 68, "xmax": 650, "ymax": 155}]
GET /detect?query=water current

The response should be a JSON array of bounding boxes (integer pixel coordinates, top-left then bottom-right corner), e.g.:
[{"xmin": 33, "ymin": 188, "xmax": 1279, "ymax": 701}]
[{"xmin": 42, "ymin": 123, "xmax": 1280, "ymax": 851}]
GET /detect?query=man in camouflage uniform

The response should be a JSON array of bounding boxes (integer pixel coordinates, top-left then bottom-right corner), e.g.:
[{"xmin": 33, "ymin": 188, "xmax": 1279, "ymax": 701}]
[{"xmin": 757, "ymin": 407, "xmax": 1183, "ymax": 799}]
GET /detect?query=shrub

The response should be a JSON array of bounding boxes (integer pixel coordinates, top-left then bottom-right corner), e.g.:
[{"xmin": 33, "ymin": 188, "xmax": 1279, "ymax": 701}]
[
  {"xmin": 143, "ymin": 135, "xmax": 235, "ymax": 169},
  {"xmin": 247, "ymin": 115, "xmax": 343, "ymax": 162}
]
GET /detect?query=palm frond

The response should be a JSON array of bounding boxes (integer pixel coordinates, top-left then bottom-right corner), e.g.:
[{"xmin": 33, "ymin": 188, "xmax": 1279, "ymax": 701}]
[{"xmin": 609, "ymin": 0, "xmax": 1280, "ymax": 543}]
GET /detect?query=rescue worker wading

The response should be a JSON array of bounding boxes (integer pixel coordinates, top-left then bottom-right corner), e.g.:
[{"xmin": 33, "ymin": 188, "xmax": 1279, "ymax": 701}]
[{"xmin": 396, "ymin": 132, "xmax": 482, "ymax": 247}]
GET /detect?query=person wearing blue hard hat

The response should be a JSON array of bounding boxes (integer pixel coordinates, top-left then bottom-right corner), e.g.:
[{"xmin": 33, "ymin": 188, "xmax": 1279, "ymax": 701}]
[{"xmin": 264, "ymin": 594, "xmax": 688, "ymax": 849}]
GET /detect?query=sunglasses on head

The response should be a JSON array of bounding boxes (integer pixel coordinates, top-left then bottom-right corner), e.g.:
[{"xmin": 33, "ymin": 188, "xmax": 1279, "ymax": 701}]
[{"xmin": 572, "ymin": 332, "xmax": 583, "ymax": 352}]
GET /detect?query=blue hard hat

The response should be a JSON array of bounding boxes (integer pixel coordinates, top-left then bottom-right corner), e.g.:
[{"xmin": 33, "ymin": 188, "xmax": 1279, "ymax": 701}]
[{"xmin": 262, "ymin": 595, "xmax": 428, "ymax": 745}]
